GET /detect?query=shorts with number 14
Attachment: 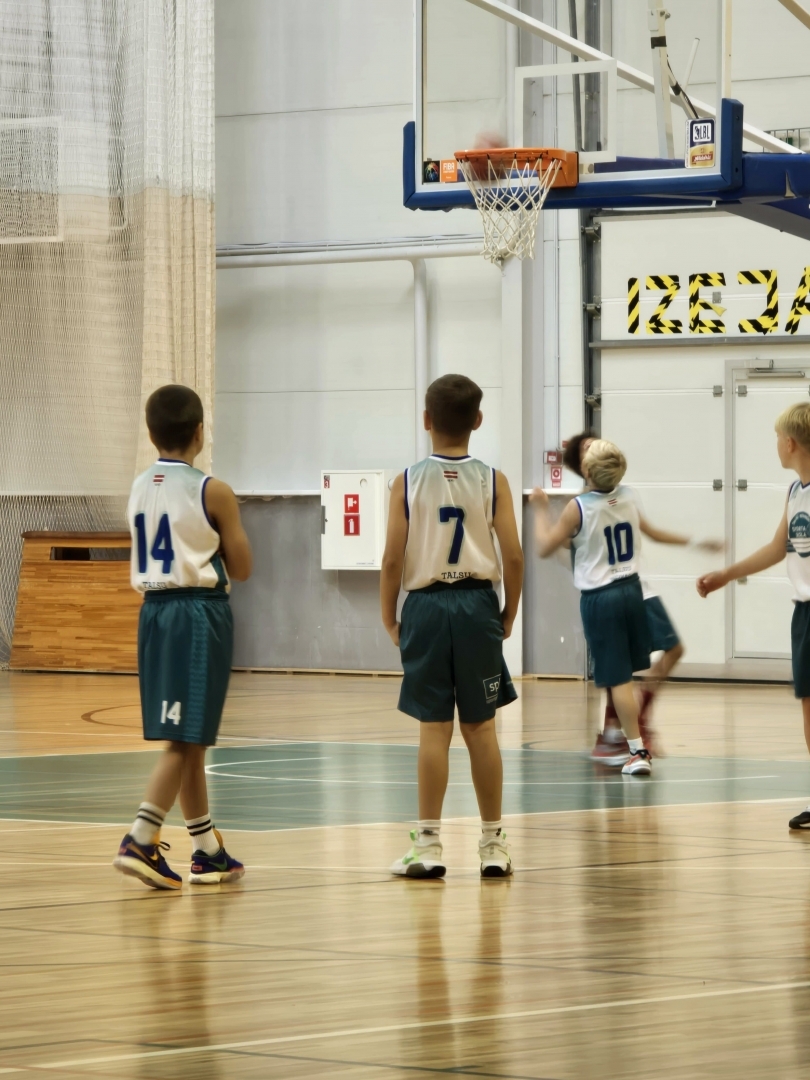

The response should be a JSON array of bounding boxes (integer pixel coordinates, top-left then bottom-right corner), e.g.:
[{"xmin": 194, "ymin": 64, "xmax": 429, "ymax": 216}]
[{"xmin": 138, "ymin": 587, "xmax": 233, "ymax": 746}]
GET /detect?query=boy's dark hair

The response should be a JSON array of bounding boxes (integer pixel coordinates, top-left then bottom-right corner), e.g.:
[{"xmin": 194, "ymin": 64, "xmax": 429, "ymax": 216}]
[
  {"xmin": 562, "ymin": 430, "xmax": 596, "ymax": 479},
  {"xmin": 425, "ymin": 374, "xmax": 483, "ymax": 438},
  {"xmin": 145, "ymin": 384, "xmax": 204, "ymax": 451}
]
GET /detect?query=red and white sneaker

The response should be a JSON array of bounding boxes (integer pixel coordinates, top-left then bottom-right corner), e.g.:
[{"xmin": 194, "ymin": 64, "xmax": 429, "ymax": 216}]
[
  {"xmin": 622, "ymin": 747, "xmax": 653, "ymax": 776},
  {"xmin": 638, "ymin": 688, "xmax": 665, "ymax": 757},
  {"xmin": 590, "ymin": 732, "xmax": 631, "ymax": 766}
]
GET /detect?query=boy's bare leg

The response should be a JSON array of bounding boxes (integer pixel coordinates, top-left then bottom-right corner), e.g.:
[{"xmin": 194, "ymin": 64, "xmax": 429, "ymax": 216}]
[
  {"xmin": 611, "ymin": 681, "xmax": 641, "ymax": 742},
  {"xmin": 649, "ymin": 642, "xmax": 685, "ymax": 685},
  {"xmin": 459, "ymin": 718, "xmax": 503, "ymax": 822},
  {"xmin": 418, "ymin": 720, "xmax": 454, "ymax": 820},
  {"xmin": 177, "ymin": 744, "xmax": 210, "ymax": 820},
  {"xmin": 142, "ymin": 742, "xmax": 186, "ymax": 814},
  {"xmin": 802, "ymin": 698, "xmax": 810, "ymax": 755}
]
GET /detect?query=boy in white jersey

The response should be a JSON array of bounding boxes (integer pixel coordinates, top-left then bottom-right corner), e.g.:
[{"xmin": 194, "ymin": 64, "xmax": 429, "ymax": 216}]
[
  {"xmin": 533, "ymin": 440, "xmax": 652, "ymax": 776},
  {"xmin": 698, "ymin": 402, "xmax": 810, "ymax": 830},
  {"xmin": 113, "ymin": 385, "xmax": 252, "ymax": 889},
  {"xmin": 381, "ymin": 374, "xmax": 524, "ymax": 878},
  {"xmin": 563, "ymin": 431, "xmax": 723, "ymax": 763}
]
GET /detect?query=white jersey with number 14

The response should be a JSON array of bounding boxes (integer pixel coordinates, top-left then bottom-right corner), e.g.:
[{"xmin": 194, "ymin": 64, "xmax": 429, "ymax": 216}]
[
  {"xmin": 571, "ymin": 485, "xmax": 640, "ymax": 591},
  {"xmin": 127, "ymin": 458, "xmax": 227, "ymax": 594}
]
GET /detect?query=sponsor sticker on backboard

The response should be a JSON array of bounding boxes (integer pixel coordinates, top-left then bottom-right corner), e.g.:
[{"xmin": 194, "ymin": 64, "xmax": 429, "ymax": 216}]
[{"xmin": 686, "ymin": 117, "xmax": 715, "ymax": 169}]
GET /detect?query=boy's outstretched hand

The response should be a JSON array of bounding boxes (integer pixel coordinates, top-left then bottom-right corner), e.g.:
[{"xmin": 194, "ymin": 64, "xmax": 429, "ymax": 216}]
[
  {"xmin": 697, "ymin": 571, "xmax": 726, "ymax": 598},
  {"xmin": 529, "ymin": 486, "xmax": 549, "ymax": 509}
]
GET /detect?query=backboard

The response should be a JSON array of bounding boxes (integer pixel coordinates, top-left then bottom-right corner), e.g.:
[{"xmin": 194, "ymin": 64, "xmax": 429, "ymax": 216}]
[{"xmin": 405, "ymin": 0, "xmax": 810, "ymax": 236}]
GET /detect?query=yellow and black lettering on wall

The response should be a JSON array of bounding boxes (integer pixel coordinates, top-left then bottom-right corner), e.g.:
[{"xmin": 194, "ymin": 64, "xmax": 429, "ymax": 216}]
[
  {"xmin": 738, "ymin": 270, "xmax": 777, "ymax": 334},
  {"xmin": 689, "ymin": 272, "xmax": 726, "ymax": 334},
  {"xmin": 645, "ymin": 275, "xmax": 681, "ymax": 334},
  {"xmin": 628, "ymin": 277, "xmax": 640, "ymax": 334},
  {"xmin": 786, "ymin": 267, "xmax": 810, "ymax": 335}
]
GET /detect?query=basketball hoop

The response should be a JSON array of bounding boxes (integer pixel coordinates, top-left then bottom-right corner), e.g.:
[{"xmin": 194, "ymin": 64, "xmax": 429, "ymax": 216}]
[{"xmin": 454, "ymin": 148, "xmax": 578, "ymax": 265}]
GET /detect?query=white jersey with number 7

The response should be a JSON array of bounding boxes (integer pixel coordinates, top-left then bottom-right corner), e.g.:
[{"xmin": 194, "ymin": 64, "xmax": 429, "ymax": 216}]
[
  {"xmin": 127, "ymin": 458, "xmax": 228, "ymax": 593},
  {"xmin": 402, "ymin": 454, "xmax": 501, "ymax": 592},
  {"xmin": 571, "ymin": 485, "xmax": 641, "ymax": 591}
]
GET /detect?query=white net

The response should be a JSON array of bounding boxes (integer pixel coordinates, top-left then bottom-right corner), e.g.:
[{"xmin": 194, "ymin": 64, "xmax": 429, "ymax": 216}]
[
  {"xmin": 0, "ymin": 1, "xmax": 215, "ymax": 665},
  {"xmin": 457, "ymin": 153, "xmax": 561, "ymax": 265}
]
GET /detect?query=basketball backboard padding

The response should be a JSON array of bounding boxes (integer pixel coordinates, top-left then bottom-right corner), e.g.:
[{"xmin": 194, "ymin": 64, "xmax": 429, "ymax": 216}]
[
  {"xmin": 404, "ymin": 97, "xmax": 810, "ymax": 243},
  {"xmin": 404, "ymin": 100, "xmax": 744, "ymax": 211}
]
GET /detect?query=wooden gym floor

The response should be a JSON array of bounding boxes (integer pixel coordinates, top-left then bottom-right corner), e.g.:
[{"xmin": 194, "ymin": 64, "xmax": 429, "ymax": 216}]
[{"xmin": 1, "ymin": 671, "xmax": 810, "ymax": 1077}]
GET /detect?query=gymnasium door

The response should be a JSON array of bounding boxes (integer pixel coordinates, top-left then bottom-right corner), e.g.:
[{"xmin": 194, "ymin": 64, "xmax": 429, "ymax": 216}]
[{"xmin": 732, "ymin": 369, "xmax": 810, "ymax": 658}]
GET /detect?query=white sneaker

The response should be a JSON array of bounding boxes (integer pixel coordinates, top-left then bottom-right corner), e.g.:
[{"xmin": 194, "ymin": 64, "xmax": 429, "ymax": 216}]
[
  {"xmin": 622, "ymin": 748, "xmax": 653, "ymax": 776},
  {"xmin": 479, "ymin": 832, "xmax": 513, "ymax": 877},
  {"xmin": 390, "ymin": 830, "xmax": 446, "ymax": 878}
]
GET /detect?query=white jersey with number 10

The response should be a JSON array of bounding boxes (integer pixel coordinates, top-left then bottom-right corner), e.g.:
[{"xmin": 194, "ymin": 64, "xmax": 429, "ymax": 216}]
[
  {"xmin": 571, "ymin": 485, "xmax": 640, "ymax": 591},
  {"xmin": 127, "ymin": 458, "xmax": 228, "ymax": 594}
]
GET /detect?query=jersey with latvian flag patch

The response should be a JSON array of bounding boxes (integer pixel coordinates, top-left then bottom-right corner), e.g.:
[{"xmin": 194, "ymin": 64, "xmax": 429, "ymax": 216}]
[
  {"xmin": 787, "ymin": 479, "xmax": 810, "ymax": 601},
  {"xmin": 402, "ymin": 454, "xmax": 501, "ymax": 591},
  {"xmin": 127, "ymin": 458, "xmax": 228, "ymax": 593},
  {"xmin": 571, "ymin": 485, "xmax": 641, "ymax": 591}
]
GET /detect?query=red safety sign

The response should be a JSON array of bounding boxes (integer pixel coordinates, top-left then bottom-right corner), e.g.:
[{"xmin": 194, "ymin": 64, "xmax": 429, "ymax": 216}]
[
  {"xmin": 344, "ymin": 514, "xmax": 360, "ymax": 536},
  {"xmin": 550, "ymin": 466, "xmax": 562, "ymax": 488},
  {"xmin": 344, "ymin": 494, "xmax": 359, "ymax": 513}
]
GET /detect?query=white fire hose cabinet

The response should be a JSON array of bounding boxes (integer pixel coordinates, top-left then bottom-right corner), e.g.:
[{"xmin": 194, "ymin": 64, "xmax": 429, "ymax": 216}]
[{"xmin": 320, "ymin": 470, "xmax": 392, "ymax": 570}]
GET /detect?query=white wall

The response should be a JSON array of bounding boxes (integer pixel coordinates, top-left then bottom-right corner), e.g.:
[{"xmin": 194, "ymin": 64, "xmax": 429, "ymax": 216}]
[
  {"xmin": 601, "ymin": 211, "xmax": 810, "ymax": 668},
  {"xmin": 214, "ymin": 0, "xmax": 505, "ymax": 491}
]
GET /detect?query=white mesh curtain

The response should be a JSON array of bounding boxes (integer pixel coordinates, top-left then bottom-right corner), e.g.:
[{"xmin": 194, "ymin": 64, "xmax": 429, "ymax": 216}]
[{"xmin": 0, "ymin": 0, "xmax": 215, "ymax": 664}]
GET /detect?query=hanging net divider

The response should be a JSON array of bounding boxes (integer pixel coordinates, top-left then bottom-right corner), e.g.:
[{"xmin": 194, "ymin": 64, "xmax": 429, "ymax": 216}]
[{"xmin": 454, "ymin": 147, "xmax": 579, "ymax": 266}]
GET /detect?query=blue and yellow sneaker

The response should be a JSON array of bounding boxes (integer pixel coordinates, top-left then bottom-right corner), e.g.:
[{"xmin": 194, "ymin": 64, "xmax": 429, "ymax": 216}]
[
  {"xmin": 113, "ymin": 834, "xmax": 182, "ymax": 890},
  {"xmin": 188, "ymin": 829, "xmax": 245, "ymax": 884}
]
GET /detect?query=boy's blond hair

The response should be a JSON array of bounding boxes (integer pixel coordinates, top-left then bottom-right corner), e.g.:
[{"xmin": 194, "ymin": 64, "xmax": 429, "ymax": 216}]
[
  {"xmin": 582, "ymin": 439, "xmax": 627, "ymax": 492},
  {"xmin": 776, "ymin": 402, "xmax": 810, "ymax": 453}
]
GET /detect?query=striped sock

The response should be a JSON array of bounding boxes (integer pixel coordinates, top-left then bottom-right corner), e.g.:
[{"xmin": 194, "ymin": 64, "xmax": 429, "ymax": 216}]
[
  {"xmin": 131, "ymin": 802, "xmax": 166, "ymax": 845},
  {"xmin": 185, "ymin": 814, "xmax": 221, "ymax": 856}
]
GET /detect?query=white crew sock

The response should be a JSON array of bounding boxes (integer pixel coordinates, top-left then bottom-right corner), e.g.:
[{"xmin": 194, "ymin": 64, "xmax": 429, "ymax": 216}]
[
  {"xmin": 185, "ymin": 814, "xmax": 221, "ymax": 856},
  {"xmin": 481, "ymin": 820, "xmax": 503, "ymax": 842},
  {"xmin": 628, "ymin": 737, "xmax": 645, "ymax": 754},
  {"xmin": 416, "ymin": 819, "xmax": 441, "ymax": 845},
  {"xmin": 604, "ymin": 726, "xmax": 626, "ymax": 745},
  {"xmin": 131, "ymin": 802, "xmax": 166, "ymax": 846}
]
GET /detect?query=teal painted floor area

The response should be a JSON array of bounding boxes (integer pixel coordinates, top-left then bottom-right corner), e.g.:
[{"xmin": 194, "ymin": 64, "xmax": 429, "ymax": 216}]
[{"xmin": 0, "ymin": 742, "xmax": 808, "ymax": 830}]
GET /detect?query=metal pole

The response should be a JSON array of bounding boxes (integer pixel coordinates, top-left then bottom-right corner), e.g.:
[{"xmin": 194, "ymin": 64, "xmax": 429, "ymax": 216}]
[
  {"xmin": 648, "ymin": 7, "xmax": 674, "ymax": 158},
  {"xmin": 568, "ymin": 0, "xmax": 583, "ymax": 151},
  {"xmin": 583, "ymin": 0, "xmax": 601, "ymax": 152},
  {"xmin": 412, "ymin": 259, "xmax": 430, "ymax": 462}
]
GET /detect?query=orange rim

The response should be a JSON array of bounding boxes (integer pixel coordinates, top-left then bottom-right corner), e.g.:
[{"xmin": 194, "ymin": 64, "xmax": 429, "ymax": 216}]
[{"xmin": 454, "ymin": 147, "xmax": 578, "ymax": 187}]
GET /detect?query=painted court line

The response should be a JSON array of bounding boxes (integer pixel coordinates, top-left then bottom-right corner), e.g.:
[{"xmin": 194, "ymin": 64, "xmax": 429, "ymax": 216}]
[
  {"xmin": 25, "ymin": 978, "xmax": 810, "ymax": 1070},
  {"xmin": 204, "ymin": 772, "xmax": 778, "ymax": 785}
]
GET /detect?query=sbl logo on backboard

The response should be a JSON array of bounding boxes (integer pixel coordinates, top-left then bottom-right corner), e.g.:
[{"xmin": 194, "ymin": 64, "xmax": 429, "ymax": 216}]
[{"xmin": 627, "ymin": 268, "xmax": 810, "ymax": 336}]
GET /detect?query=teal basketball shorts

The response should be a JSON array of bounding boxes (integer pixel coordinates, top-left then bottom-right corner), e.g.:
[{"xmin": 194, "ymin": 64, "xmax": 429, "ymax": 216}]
[
  {"xmin": 398, "ymin": 578, "xmax": 518, "ymax": 724},
  {"xmin": 138, "ymin": 587, "xmax": 234, "ymax": 746},
  {"xmin": 645, "ymin": 595, "xmax": 680, "ymax": 653},
  {"xmin": 580, "ymin": 574, "xmax": 651, "ymax": 689},
  {"xmin": 791, "ymin": 600, "xmax": 810, "ymax": 699}
]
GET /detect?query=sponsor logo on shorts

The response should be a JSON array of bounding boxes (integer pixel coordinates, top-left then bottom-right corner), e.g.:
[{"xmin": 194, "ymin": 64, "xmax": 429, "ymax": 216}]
[{"xmin": 483, "ymin": 674, "xmax": 501, "ymax": 704}]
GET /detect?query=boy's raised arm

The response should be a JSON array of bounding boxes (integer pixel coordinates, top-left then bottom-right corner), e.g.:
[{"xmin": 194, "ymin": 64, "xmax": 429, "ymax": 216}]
[
  {"xmin": 697, "ymin": 507, "xmax": 787, "ymax": 597},
  {"xmin": 530, "ymin": 488, "xmax": 581, "ymax": 559},
  {"xmin": 203, "ymin": 478, "xmax": 253, "ymax": 582},
  {"xmin": 492, "ymin": 471, "xmax": 524, "ymax": 640},
  {"xmin": 380, "ymin": 472, "xmax": 409, "ymax": 646}
]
